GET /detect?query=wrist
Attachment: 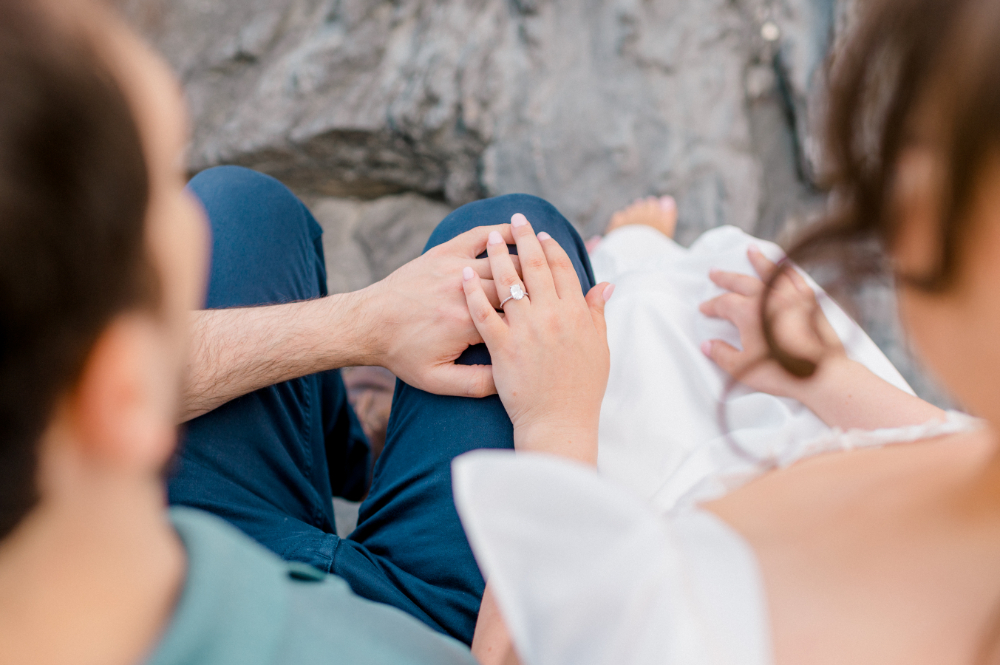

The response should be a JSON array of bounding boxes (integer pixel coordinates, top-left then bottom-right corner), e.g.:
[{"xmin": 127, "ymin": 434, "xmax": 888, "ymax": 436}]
[
  {"xmin": 513, "ymin": 419, "xmax": 600, "ymax": 466},
  {"xmin": 793, "ymin": 354, "xmax": 863, "ymax": 411},
  {"xmin": 320, "ymin": 288, "xmax": 384, "ymax": 368}
]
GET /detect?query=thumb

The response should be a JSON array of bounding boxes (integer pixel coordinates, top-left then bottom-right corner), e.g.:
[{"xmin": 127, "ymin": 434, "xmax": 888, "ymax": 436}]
[
  {"xmin": 700, "ymin": 339, "xmax": 742, "ymax": 375},
  {"xmin": 428, "ymin": 362, "xmax": 497, "ymax": 399},
  {"xmin": 585, "ymin": 282, "xmax": 614, "ymax": 338}
]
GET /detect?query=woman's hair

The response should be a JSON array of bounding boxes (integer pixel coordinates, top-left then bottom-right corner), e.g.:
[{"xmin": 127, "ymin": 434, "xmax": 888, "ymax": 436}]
[
  {"xmin": 762, "ymin": 0, "xmax": 1000, "ymax": 378},
  {"xmin": 753, "ymin": 0, "xmax": 1000, "ymax": 658},
  {"xmin": 0, "ymin": 1, "xmax": 155, "ymax": 538}
]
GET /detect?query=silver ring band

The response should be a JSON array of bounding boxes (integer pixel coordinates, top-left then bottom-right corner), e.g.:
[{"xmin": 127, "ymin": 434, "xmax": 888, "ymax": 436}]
[{"xmin": 500, "ymin": 295, "xmax": 530, "ymax": 307}]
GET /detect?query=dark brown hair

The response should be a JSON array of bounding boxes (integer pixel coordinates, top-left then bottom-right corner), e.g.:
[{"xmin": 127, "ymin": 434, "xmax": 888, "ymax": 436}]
[
  {"xmin": 0, "ymin": 1, "xmax": 154, "ymax": 537},
  {"xmin": 763, "ymin": 0, "xmax": 1000, "ymax": 379}
]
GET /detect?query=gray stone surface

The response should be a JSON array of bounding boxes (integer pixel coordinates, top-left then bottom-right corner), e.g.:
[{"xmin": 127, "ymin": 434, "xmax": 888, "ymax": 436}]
[
  {"xmin": 128, "ymin": 0, "xmax": 829, "ymax": 240},
  {"xmin": 307, "ymin": 193, "xmax": 453, "ymax": 293},
  {"xmin": 125, "ymin": 0, "xmax": 952, "ymax": 406}
]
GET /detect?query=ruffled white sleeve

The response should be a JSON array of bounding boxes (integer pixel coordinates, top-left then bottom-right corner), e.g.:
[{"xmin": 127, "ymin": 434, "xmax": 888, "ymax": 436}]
[{"xmin": 452, "ymin": 451, "xmax": 771, "ymax": 665}]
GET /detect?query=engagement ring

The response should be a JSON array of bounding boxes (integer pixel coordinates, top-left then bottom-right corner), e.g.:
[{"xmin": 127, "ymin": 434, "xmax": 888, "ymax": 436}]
[{"xmin": 500, "ymin": 283, "xmax": 529, "ymax": 307}]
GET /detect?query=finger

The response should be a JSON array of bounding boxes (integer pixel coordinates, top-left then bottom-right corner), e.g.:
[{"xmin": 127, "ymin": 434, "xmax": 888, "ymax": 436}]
[
  {"xmin": 510, "ymin": 214, "xmax": 556, "ymax": 300},
  {"xmin": 747, "ymin": 245, "xmax": 778, "ymax": 281},
  {"xmin": 700, "ymin": 339, "xmax": 743, "ymax": 375},
  {"xmin": 469, "ymin": 255, "xmax": 523, "ymax": 280},
  {"xmin": 708, "ymin": 269, "xmax": 762, "ymax": 297},
  {"xmin": 773, "ymin": 266, "xmax": 803, "ymax": 297},
  {"xmin": 481, "ymin": 279, "xmax": 502, "ymax": 309},
  {"xmin": 698, "ymin": 293, "xmax": 747, "ymax": 322},
  {"xmin": 538, "ymin": 231, "xmax": 584, "ymax": 300},
  {"xmin": 449, "ymin": 224, "xmax": 517, "ymax": 258},
  {"xmin": 586, "ymin": 282, "xmax": 614, "ymax": 340},
  {"xmin": 462, "ymin": 266, "xmax": 508, "ymax": 345},
  {"xmin": 486, "ymin": 230, "xmax": 531, "ymax": 315},
  {"xmin": 427, "ymin": 363, "xmax": 497, "ymax": 398},
  {"xmin": 784, "ymin": 265, "xmax": 811, "ymax": 294}
]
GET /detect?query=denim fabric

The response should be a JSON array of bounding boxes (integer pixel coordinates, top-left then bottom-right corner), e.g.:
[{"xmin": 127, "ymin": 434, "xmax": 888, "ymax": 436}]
[{"xmin": 167, "ymin": 167, "xmax": 595, "ymax": 644}]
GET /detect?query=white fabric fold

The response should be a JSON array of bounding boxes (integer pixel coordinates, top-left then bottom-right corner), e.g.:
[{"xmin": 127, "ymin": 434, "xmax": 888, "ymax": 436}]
[
  {"xmin": 591, "ymin": 225, "xmax": 915, "ymax": 509},
  {"xmin": 452, "ymin": 451, "xmax": 771, "ymax": 665}
]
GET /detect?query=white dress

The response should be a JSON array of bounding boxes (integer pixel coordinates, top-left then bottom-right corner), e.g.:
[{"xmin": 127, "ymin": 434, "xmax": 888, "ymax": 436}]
[{"xmin": 452, "ymin": 226, "xmax": 978, "ymax": 665}]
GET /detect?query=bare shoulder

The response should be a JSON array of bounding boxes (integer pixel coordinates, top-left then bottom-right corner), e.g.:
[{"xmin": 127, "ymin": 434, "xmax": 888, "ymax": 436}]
[
  {"xmin": 705, "ymin": 426, "xmax": 1000, "ymax": 665},
  {"xmin": 706, "ymin": 426, "xmax": 995, "ymax": 532}
]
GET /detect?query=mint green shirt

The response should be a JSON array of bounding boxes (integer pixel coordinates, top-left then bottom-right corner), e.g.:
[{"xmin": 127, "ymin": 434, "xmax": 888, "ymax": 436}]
[{"xmin": 146, "ymin": 508, "xmax": 477, "ymax": 665}]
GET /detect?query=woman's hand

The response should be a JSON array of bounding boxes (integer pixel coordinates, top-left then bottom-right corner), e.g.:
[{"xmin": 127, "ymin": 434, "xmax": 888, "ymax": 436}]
[
  {"xmin": 700, "ymin": 246, "xmax": 946, "ymax": 429},
  {"xmin": 698, "ymin": 245, "xmax": 846, "ymax": 400},
  {"xmin": 461, "ymin": 213, "xmax": 614, "ymax": 465}
]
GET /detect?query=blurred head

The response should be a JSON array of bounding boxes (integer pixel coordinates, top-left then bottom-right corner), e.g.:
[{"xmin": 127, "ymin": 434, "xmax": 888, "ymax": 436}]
[
  {"xmin": 0, "ymin": 0, "xmax": 208, "ymax": 539},
  {"xmin": 773, "ymin": 0, "xmax": 1000, "ymax": 422}
]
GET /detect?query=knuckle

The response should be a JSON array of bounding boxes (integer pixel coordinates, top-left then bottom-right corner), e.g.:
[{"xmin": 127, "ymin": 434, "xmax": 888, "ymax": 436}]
[
  {"xmin": 524, "ymin": 255, "xmax": 548, "ymax": 272},
  {"xmin": 720, "ymin": 294, "xmax": 741, "ymax": 311},
  {"xmin": 467, "ymin": 374, "xmax": 490, "ymax": 398},
  {"xmin": 552, "ymin": 256, "xmax": 573, "ymax": 272}
]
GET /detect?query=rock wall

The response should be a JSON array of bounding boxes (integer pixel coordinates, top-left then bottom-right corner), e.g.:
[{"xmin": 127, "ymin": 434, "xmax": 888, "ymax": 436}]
[
  {"xmin": 124, "ymin": 0, "xmax": 951, "ymax": 405},
  {"xmin": 127, "ymin": 0, "xmax": 832, "ymax": 237}
]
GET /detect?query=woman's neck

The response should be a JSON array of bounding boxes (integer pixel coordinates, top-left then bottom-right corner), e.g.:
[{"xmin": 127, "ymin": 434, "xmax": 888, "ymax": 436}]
[{"xmin": 0, "ymin": 478, "xmax": 185, "ymax": 665}]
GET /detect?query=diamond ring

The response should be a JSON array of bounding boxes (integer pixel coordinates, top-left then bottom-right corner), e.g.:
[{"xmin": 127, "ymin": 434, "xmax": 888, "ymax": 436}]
[{"xmin": 499, "ymin": 283, "xmax": 529, "ymax": 307}]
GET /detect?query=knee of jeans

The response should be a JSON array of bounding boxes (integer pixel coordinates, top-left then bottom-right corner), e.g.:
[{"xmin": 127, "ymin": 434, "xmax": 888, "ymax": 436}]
[
  {"xmin": 190, "ymin": 166, "xmax": 327, "ymax": 307},
  {"xmin": 189, "ymin": 165, "xmax": 287, "ymax": 200},
  {"xmin": 425, "ymin": 193, "xmax": 577, "ymax": 252},
  {"xmin": 188, "ymin": 166, "xmax": 319, "ymax": 239},
  {"xmin": 492, "ymin": 193, "xmax": 569, "ymax": 230}
]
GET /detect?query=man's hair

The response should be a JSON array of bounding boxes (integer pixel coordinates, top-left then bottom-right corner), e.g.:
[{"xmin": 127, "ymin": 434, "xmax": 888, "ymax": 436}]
[{"xmin": 0, "ymin": 1, "xmax": 155, "ymax": 538}]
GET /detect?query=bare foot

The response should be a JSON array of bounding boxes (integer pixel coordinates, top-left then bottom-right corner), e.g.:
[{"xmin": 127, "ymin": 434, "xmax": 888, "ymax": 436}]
[{"xmin": 606, "ymin": 195, "xmax": 678, "ymax": 238}]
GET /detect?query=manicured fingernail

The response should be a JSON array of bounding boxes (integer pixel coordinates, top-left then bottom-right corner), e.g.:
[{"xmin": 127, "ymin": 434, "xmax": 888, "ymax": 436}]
[
  {"xmin": 537, "ymin": 231, "xmax": 551, "ymax": 240},
  {"xmin": 748, "ymin": 244, "xmax": 761, "ymax": 255},
  {"xmin": 603, "ymin": 284, "xmax": 616, "ymax": 302},
  {"xmin": 463, "ymin": 267, "xmax": 475, "ymax": 281},
  {"xmin": 511, "ymin": 213, "xmax": 528, "ymax": 228},
  {"xmin": 660, "ymin": 195, "xmax": 676, "ymax": 211},
  {"xmin": 709, "ymin": 268, "xmax": 720, "ymax": 277},
  {"xmin": 701, "ymin": 341, "xmax": 712, "ymax": 356},
  {"xmin": 488, "ymin": 231, "xmax": 504, "ymax": 245}
]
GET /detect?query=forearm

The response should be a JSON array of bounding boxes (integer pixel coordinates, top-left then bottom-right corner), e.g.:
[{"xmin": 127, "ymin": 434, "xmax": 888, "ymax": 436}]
[
  {"xmin": 795, "ymin": 356, "xmax": 945, "ymax": 431},
  {"xmin": 181, "ymin": 290, "xmax": 379, "ymax": 422},
  {"xmin": 472, "ymin": 585, "xmax": 521, "ymax": 665}
]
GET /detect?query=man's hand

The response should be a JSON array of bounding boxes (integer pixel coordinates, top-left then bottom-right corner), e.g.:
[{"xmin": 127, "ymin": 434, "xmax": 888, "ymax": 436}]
[
  {"xmin": 182, "ymin": 224, "xmax": 519, "ymax": 422},
  {"xmin": 360, "ymin": 224, "xmax": 521, "ymax": 398}
]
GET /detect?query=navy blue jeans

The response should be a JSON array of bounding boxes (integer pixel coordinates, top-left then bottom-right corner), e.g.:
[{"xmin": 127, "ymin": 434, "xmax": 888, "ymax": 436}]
[{"xmin": 168, "ymin": 166, "xmax": 595, "ymax": 644}]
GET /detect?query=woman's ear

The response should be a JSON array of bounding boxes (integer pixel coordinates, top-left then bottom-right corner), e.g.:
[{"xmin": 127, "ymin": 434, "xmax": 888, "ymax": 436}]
[{"xmin": 65, "ymin": 313, "xmax": 179, "ymax": 473}]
